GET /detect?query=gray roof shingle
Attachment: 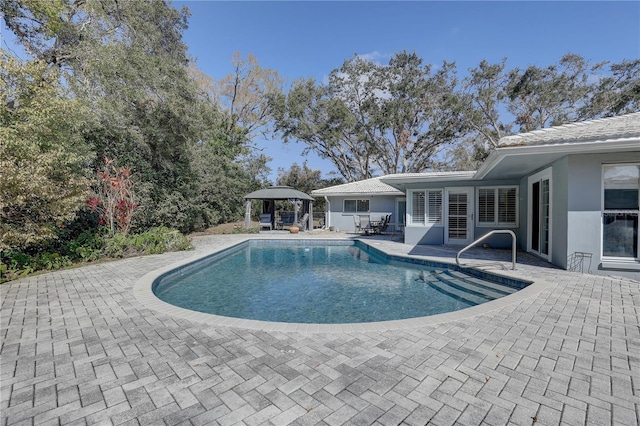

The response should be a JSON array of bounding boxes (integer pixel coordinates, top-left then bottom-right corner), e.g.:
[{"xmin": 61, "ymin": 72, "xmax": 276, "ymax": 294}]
[
  {"xmin": 311, "ymin": 176, "xmax": 404, "ymax": 196},
  {"xmin": 499, "ymin": 112, "xmax": 640, "ymax": 147}
]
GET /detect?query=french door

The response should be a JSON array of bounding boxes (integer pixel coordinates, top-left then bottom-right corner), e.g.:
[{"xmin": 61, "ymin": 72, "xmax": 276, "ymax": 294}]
[
  {"xmin": 528, "ymin": 169, "xmax": 552, "ymax": 260},
  {"xmin": 445, "ymin": 188, "xmax": 474, "ymax": 245}
]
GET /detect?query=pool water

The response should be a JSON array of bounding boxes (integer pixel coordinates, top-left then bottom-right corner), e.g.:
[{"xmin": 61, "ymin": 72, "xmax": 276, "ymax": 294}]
[{"xmin": 154, "ymin": 241, "xmax": 523, "ymax": 324}]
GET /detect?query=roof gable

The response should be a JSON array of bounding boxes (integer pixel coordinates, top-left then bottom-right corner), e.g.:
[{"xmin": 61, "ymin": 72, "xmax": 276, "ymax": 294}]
[{"xmin": 311, "ymin": 176, "xmax": 403, "ymax": 197}]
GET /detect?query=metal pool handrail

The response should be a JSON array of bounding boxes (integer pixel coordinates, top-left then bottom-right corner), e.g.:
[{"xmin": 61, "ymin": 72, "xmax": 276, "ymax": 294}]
[{"xmin": 456, "ymin": 230, "xmax": 517, "ymax": 271}]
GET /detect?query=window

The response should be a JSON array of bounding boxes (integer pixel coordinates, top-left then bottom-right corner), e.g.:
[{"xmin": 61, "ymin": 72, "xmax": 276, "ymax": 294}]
[
  {"xmin": 410, "ymin": 190, "xmax": 442, "ymax": 225},
  {"xmin": 477, "ymin": 186, "xmax": 518, "ymax": 226},
  {"xmin": 411, "ymin": 192, "xmax": 425, "ymax": 224},
  {"xmin": 427, "ymin": 190, "xmax": 443, "ymax": 224},
  {"xmin": 603, "ymin": 164, "xmax": 639, "ymax": 259},
  {"xmin": 344, "ymin": 199, "xmax": 369, "ymax": 213}
]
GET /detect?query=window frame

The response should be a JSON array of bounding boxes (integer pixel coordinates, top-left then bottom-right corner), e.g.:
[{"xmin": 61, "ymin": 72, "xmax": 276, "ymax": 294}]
[
  {"xmin": 409, "ymin": 189, "xmax": 443, "ymax": 226},
  {"xmin": 476, "ymin": 186, "xmax": 519, "ymax": 227},
  {"xmin": 343, "ymin": 198, "xmax": 370, "ymax": 213},
  {"xmin": 601, "ymin": 163, "xmax": 639, "ymax": 261}
]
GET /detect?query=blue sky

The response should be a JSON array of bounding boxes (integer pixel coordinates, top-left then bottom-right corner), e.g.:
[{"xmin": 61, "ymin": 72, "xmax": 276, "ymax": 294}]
[
  {"xmin": 3, "ymin": 1, "xmax": 639, "ymax": 181},
  {"xmin": 175, "ymin": 1, "xmax": 639, "ymax": 180}
]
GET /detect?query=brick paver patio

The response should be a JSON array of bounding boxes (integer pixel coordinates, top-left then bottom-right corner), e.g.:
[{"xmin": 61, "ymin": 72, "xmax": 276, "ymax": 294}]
[{"xmin": 1, "ymin": 233, "xmax": 639, "ymax": 425}]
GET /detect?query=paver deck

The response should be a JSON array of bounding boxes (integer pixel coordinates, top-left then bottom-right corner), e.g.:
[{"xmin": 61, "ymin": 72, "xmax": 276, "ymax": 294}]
[{"xmin": 1, "ymin": 232, "xmax": 639, "ymax": 426}]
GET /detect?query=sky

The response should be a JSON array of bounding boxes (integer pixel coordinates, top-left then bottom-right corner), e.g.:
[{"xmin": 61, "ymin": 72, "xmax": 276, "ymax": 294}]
[
  {"xmin": 173, "ymin": 0, "xmax": 640, "ymax": 181},
  {"xmin": 3, "ymin": 1, "xmax": 639, "ymax": 181}
]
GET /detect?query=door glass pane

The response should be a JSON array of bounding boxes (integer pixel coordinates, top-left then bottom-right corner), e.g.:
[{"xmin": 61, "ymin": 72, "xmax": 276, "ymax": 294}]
[
  {"xmin": 531, "ymin": 182, "xmax": 540, "ymax": 252},
  {"xmin": 448, "ymin": 193, "xmax": 467, "ymax": 239},
  {"xmin": 398, "ymin": 201, "xmax": 406, "ymax": 225},
  {"xmin": 541, "ymin": 179, "xmax": 550, "ymax": 255}
]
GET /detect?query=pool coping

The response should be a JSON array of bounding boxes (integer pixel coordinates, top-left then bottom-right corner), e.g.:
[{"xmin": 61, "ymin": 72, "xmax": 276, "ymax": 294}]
[{"xmin": 133, "ymin": 236, "xmax": 555, "ymax": 333}]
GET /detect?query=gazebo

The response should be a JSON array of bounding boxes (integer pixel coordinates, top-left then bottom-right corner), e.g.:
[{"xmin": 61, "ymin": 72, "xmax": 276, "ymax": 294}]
[{"xmin": 244, "ymin": 186, "xmax": 314, "ymax": 231}]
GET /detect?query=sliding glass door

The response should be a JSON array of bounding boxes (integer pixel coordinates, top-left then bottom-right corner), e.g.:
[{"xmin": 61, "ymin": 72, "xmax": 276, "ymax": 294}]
[{"xmin": 528, "ymin": 169, "xmax": 551, "ymax": 259}]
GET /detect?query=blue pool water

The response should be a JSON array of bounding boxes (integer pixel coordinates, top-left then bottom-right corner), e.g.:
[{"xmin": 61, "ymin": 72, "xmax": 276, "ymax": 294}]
[{"xmin": 154, "ymin": 240, "xmax": 527, "ymax": 324}]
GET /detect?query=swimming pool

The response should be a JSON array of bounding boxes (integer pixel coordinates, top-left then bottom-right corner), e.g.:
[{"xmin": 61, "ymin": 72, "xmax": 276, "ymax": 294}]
[{"xmin": 153, "ymin": 240, "xmax": 530, "ymax": 324}]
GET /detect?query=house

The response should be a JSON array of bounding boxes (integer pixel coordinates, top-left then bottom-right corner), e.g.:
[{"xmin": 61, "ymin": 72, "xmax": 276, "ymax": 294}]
[
  {"xmin": 314, "ymin": 112, "xmax": 640, "ymax": 280},
  {"xmin": 310, "ymin": 176, "xmax": 405, "ymax": 232}
]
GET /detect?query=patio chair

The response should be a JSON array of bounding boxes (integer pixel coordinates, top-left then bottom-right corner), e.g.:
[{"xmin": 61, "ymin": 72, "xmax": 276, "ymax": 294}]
[
  {"xmin": 374, "ymin": 214, "xmax": 391, "ymax": 234},
  {"xmin": 297, "ymin": 213, "xmax": 310, "ymax": 231},
  {"xmin": 359, "ymin": 215, "xmax": 371, "ymax": 235},
  {"xmin": 279, "ymin": 212, "xmax": 296, "ymax": 229},
  {"xmin": 353, "ymin": 215, "xmax": 361, "ymax": 233},
  {"xmin": 259, "ymin": 213, "xmax": 272, "ymax": 231}
]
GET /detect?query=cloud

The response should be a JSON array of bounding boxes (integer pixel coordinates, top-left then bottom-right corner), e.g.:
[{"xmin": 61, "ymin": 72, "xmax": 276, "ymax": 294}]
[{"xmin": 356, "ymin": 51, "xmax": 390, "ymax": 64}]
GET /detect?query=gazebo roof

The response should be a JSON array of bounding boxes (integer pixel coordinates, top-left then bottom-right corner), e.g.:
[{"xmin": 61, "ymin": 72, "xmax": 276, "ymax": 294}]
[{"xmin": 244, "ymin": 186, "xmax": 314, "ymax": 201}]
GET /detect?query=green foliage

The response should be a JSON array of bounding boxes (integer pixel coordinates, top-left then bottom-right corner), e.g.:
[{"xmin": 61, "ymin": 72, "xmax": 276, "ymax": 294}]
[
  {"xmin": 231, "ymin": 226, "xmax": 259, "ymax": 234},
  {"xmin": 271, "ymin": 51, "xmax": 464, "ymax": 180},
  {"xmin": 0, "ymin": 50, "xmax": 93, "ymax": 250},
  {"xmin": 1, "ymin": 249, "xmax": 73, "ymax": 282},
  {"xmin": 276, "ymin": 162, "xmax": 344, "ymax": 212},
  {"xmin": 505, "ymin": 53, "xmax": 592, "ymax": 132},
  {"xmin": 581, "ymin": 58, "xmax": 640, "ymax": 118},
  {"xmin": 0, "ymin": 227, "xmax": 191, "ymax": 282},
  {"xmin": 185, "ymin": 129, "xmax": 268, "ymax": 232},
  {"xmin": 102, "ymin": 227, "xmax": 192, "ymax": 258}
]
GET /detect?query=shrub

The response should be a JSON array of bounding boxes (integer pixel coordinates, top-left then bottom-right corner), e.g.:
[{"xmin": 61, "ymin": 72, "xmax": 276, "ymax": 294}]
[
  {"xmin": 0, "ymin": 227, "xmax": 191, "ymax": 283},
  {"xmin": 102, "ymin": 227, "xmax": 192, "ymax": 258},
  {"xmin": 87, "ymin": 157, "xmax": 139, "ymax": 235}
]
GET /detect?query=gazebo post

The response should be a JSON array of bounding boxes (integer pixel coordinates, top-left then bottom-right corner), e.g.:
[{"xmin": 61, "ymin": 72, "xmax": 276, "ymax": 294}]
[
  {"xmin": 244, "ymin": 200, "xmax": 252, "ymax": 229},
  {"xmin": 309, "ymin": 201, "xmax": 313, "ymax": 231}
]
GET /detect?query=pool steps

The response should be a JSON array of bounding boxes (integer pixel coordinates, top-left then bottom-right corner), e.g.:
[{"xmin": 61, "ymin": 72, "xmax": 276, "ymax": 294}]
[
  {"xmin": 423, "ymin": 270, "xmax": 515, "ymax": 305},
  {"xmin": 443, "ymin": 270, "xmax": 517, "ymax": 295}
]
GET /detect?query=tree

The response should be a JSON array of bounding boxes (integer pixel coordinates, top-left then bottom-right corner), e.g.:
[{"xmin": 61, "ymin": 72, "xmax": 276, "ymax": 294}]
[
  {"xmin": 215, "ymin": 52, "xmax": 284, "ymax": 142},
  {"xmin": 449, "ymin": 54, "xmax": 636, "ymax": 170},
  {"xmin": 276, "ymin": 162, "xmax": 344, "ymax": 212},
  {"xmin": 276, "ymin": 162, "xmax": 323, "ymax": 194},
  {"xmin": 271, "ymin": 52, "xmax": 466, "ymax": 181},
  {"xmin": 374, "ymin": 53, "xmax": 464, "ymax": 173},
  {"xmin": 505, "ymin": 54, "xmax": 594, "ymax": 132},
  {"xmin": 446, "ymin": 59, "xmax": 513, "ymax": 169},
  {"xmin": 271, "ymin": 76, "xmax": 370, "ymax": 182},
  {"xmin": 0, "ymin": 51, "xmax": 92, "ymax": 249},
  {"xmin": 2, "ymin": 0, "xmax": 233, "ymax": 232},
  {"xmin": 188, "ymin": 128, "xmax": 268, "ymax": 230},
  {"xmin": 581, "ymin": 58, "xmax": 640, "ymax": 118}
]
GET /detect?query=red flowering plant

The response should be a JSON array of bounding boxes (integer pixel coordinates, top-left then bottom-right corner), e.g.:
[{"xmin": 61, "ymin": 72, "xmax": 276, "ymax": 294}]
[{"xmin": 86, "ymin": 157, "xmax": 139, "ymax": 234}]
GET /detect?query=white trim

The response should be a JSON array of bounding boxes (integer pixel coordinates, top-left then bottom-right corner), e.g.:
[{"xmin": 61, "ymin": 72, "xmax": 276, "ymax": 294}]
[
  {"xmin": 476, "ymin": 185, "xmax": 519, "ymax": 227},
  {"xmin": 343, "ymin": 198, "xmax": 370, "ymax": 213},
  {"xmin": 444, "ymin": 187, "xmax": 474, "ymax": 245},
  {"xmin": 408, "ymin": 189, "xmax": 443, "ymax": 226},
  {"xmin": 476, "ymin": 138, "xmax": 638, "ymax": 180},
  {"xmin": 527, "ymin": 168, "xmax": 553, "ymax": 261},
  {"xmin": 395, "ymin": 197, "xmax": 406, "ymax": 226},
  {"xmin": 600, "ymin": 163, "xmax": 640, "ymax": 262},
  {"xmin": 381, "ymin": 171, "xmax": 476, "ymax": 185}
]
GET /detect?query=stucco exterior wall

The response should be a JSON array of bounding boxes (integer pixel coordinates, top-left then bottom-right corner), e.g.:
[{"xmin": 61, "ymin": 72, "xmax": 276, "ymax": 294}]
[
  {"xmin": 323, "ymin": 195, "xmax": 398, "ymax": 232},
  {"xmin": 402, "ymin": 178, "xmax": 522, "ymax": 249},
  {"xmin": 552, "ymin": 157, "xmax": 569, "ymax": 269},
  {"xmin": 566, "ymin": 152, "xmax": 640, "ymax": 280}
]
